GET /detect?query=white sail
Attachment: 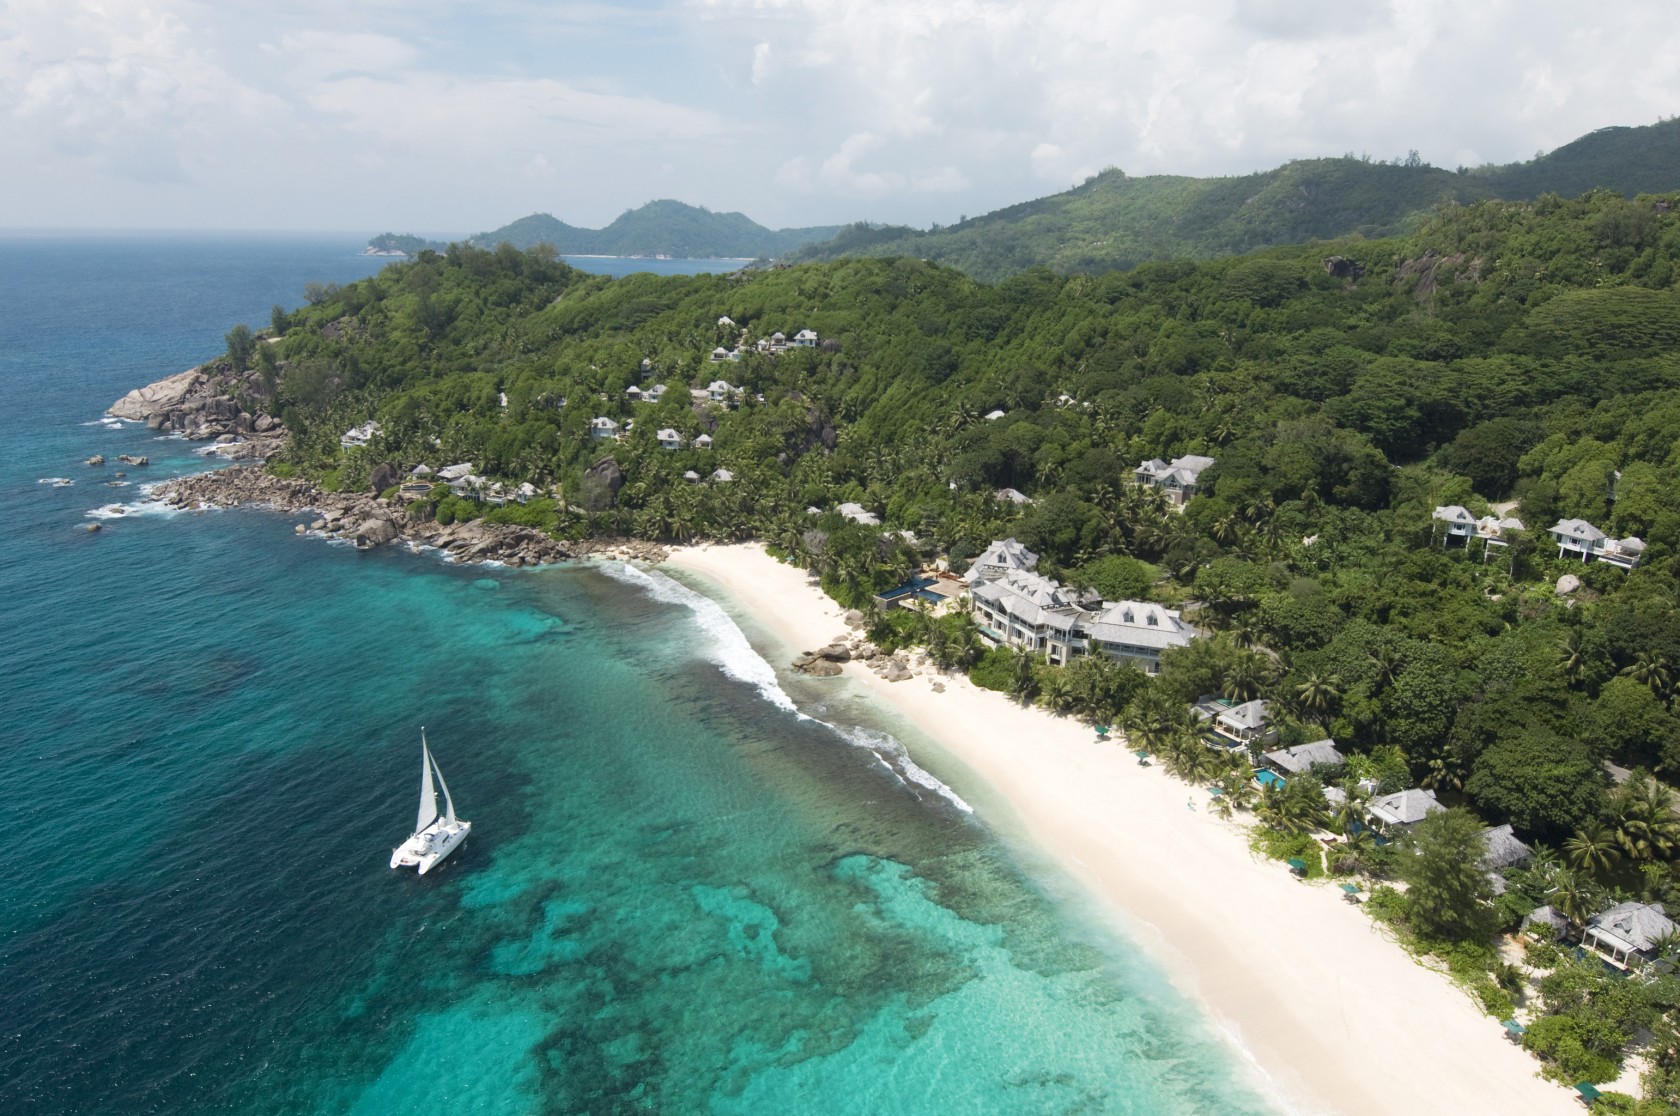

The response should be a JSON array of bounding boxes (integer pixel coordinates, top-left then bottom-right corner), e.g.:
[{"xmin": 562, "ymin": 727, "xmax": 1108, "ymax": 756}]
[
  {"xmin": 434, "ymin": 752, "xmax": 457, "ymax": 825},
  {"xmin": 417, "ymin": 736, "xmax": 439, "ymax": 832}
]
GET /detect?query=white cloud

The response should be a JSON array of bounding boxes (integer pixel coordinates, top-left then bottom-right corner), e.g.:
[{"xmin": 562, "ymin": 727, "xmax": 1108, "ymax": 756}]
[{"xmin": 4, "ymin": 0, "xmax": 1680, "ymax": 231}]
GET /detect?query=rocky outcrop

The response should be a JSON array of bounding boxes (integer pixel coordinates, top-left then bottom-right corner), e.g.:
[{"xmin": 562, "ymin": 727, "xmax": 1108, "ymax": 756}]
[
  {"xmin": 106, "ymin": 366, "xmax": 286, "ymax": 458},
  {"xmin": 369, "ymin": 462, "xmax": 400, "ymax": 495},
  {"xmin": 151, "ymin": 467, "xmax": 667, "ymax": 570},
  {"xmin": 108, "ymin": 369, "xmax": 202, "ymax": 420},
  {"xmin": 1322, "ymin": 255, "xmax": 1364, "ymax": 280}
]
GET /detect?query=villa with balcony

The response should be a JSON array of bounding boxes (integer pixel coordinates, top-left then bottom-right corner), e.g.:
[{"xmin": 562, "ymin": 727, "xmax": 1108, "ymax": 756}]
[
  {"xmin": 965, "ymin": 543, "xmax": 1195, "ymax": 671},
  {"xmin": 1550, "ymin": 518, "xmax": 1646, "ymax": 568},
  {"xmin": 1134, "ymin": 455, "xmax": 1216, "ymax": 508}
]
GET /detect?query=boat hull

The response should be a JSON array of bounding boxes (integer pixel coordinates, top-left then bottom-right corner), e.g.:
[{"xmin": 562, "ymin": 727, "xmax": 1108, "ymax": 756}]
[{"xmin": 390, "ymin": 817, "xmax": 471, "ymax": 874}]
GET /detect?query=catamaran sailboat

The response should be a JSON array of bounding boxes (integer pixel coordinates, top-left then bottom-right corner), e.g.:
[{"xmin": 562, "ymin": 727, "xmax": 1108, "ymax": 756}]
[{"xmin": 390, "ymin": 730, "xmax": 471, "ymax": 874}]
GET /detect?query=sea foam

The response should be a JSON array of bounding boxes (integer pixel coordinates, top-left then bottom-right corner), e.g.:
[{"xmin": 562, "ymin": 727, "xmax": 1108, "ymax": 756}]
[
  {"xmin": 604, "ymin": 562, "xmax": 802, "ymax": 715},
  {"xmin": 605, "ymin": 562, "xmax": 973, "ymax": 814}
]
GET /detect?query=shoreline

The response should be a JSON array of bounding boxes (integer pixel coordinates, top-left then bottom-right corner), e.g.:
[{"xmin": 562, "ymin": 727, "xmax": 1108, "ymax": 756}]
[{"xmin": 661, "ymin": 542, "xmax": 1581, "ymax": 1116}]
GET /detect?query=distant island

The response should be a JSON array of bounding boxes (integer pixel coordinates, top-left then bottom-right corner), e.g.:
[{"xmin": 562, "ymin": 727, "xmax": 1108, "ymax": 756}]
[{"xmin": 365, "ymin": 199, "xmax": 845, "ymax": 260}]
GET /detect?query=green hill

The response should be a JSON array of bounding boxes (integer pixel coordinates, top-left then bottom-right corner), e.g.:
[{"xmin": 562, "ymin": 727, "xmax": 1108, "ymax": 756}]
[
  {"xmin": 794, "ymin": 119, "xmax": 1680, "ymax": 280},
  {"xmin": 467, "ymin": 200, "xmax": 842, "ymax": 258}
]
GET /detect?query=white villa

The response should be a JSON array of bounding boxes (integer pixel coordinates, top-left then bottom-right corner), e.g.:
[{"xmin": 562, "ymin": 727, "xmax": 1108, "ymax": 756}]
[
  {"xmin": 1135, "ymin": 455, "xmax": 1216, "ymax": 507},
  {"xmin": 1366, "ymin": 787, "xmax": 1443, "ymax": 832},
  {"xmin": 711, "ymin": 468, "xmax": 734, "ymax": 483},
  {"xmin": 967, "ymin": 546, "xmax": 1196, "ymax": 672},
  {"xmin": 792, "ymin": 329, "xmax": 819, "ymax": 347},
  {"xmin": 589, "ymin": 417, "xmax": 620, "ymax": 440},
  {"xmin": 984, "ymin": 409, "xmax": 1007, "ymax": 421},
  {"xmin": 1432, "ymin": 505, "xmax": 1478, "ymax": 545},
  {"xmin": 1192, "ymin": 697, "xmax": 1278, "ymax": 749},
  {"xmin": 1262, "ymin": 739, "xmax": 1345, "ymax": 776},
  {"xmin": 641, "ymin": 383, "xmax": 667, "ymax": 404},
  {"xmin": 837, "ymin": 502, "xmax": 881, "ymax": 526},
  {"xmin": 1584, "ymin": 901, "xmax": 1678, "ymax": 969},
  {"xmin": 706, "ymin": 380, "xmax": 740, "ymax": 403},
  {"xmin": 340, "ymin": 420, "xmax": 381, "ymax": 448},
  {"xmin": 1550, "ymin": 518, "xmax": 1646, "ymax": 568},
  {"xmin": 709, "ymin": 347, "xmax": 743, "ymax": 363},
  {"xmin": 1476, "ymin": 514, "xmax": 1525, "ymax": 550},
  {"xmin": 994, "ymin": 487, "xmax": 1033, "ymax": 505},
  {"xmin": 694, "ymin": 434, "xmax": 713, "ymax": 449},
  {"xmin": 963, "ymin": 537, "xmax": 1037, "ymax": 584},
  {"xmin": 656, "ymin": 428, "xmax": 684, "ymax": 450}
]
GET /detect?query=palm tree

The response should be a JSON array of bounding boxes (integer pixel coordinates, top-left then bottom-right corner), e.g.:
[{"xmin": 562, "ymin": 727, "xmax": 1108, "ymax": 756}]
[
  {"xmin": 1556, "ymin": 631, "xmax": 1588, "ymax": 688},
  {"xmin": 1330, "ymin": 782, "xmax": 1372, "ymax": 836},
  {"xmin": 1211, "ymin": 514, "xmax": 1243, "ymax": 548},
  {"xmin": 1220, "ymin": 650, "xmax": 1270, "ymax": 703},
  {"xmin": 1563, "ymin": 823, "xmax": 1623, "ymax": 876},
  {"xmin": 1622, "ymin": 651, "xmax": 1675, "ymax": 702},
  {"xmin": 1367, "ymin": 646, "xmax": 1401, "ymax": 694},
  {"xmin": 1331, "ymin": 827, "xmax": 1379, "ymax": 876},
  {"xmin": 1609, "ymin": 776, "xmax": 1680, "ymax": 863},
  {"xmin": 1420, "ymin": 750, "xmax": 1466, "ymax": 794},
  {"xmin": 1009, "ymin": 648, "xmax": 1040, "ymax": 705},
  {"xmin": 1294, "ymin": 672, "xmax": 1341, "ymax": 723}
]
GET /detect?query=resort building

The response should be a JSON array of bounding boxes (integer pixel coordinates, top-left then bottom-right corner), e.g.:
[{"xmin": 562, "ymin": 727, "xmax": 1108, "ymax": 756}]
[
  {"xmin": 1432, "ymin": 505, "xmax": 1477, "ymax": 545},
  {"xmin": 963, "ymin": 539, "xmax": 1198, "ymax": 672},
  {"xmin": 711, "ymin": 468, "xmax": 734, "ymax": 483},
  {"xmin": 693, "ymin": 434, "xmax": 713, "ymax": 449},
  {"xmin": 792, "ymin": 329, "xmax": 819, "ymax": 347},
  {"xmin": 340, "ymin": 420, "xmax": 381, "ymax": 448},
  {"xmin": 1475, "ymin": 515, "xmax": 1525, "ymax": 551},
  {"xmin": 984, "ymin": 409, "xmax": 1007, "ymax": 421},
  {"xmin": 709, "ymin": 346, "xmax": 743, "ymax": 363},
  {"xmin": 1481, "ymin": 824, "xmax": 1534, "ymax": 896},
  {"xmin": 1522, "ymin": 905, "xmax": 1571, "ymax": 941},
  {"xmin": 1549, "ymin": 519, "xmax": 1646, "ymax": 568},
  {"xmin": 706, "ymin": 380, "xmax": 740, "ymax": 402},
  {"xmin": 837, "ymin": 502, "xmax": 881, "ymax": 526},
  {"xmin": 1082, "ymin": 601, "xmax": 1199, "ymax": 672},
  {"xmin": 963, "ymin": 538, "xmax": 1038, "ymax": 584},
  {"xmin": 994, "ymin": 487, "xmax": 1033, "ymax": 505},
  {"xmin": 1134, "ymin": 455, "xmax": 1216, "ymax": 507},
  {"xmin": 641, "ymin": 383, "xmax": 667, "ymax": 404},
  {"xmin": 1584, "ymin": 902, "xmax": 1678, "ymax": 969},
  {"xmin": 1192, "ymin": 697, "xmax": 1278, "ymax": 749},
  {"xmin": 589, "ymin": 417, "xmax": 620, "ymax": 440},
  {"xmin": 656, "ymin": 428, "xmax": 684, "ymax": 450},
  {"xmin": 1366, "ymin": 788, "xmax": 1443, "ymax": 832},
  {"xmin": 1262, "ymin": 739, "xmax": 1346, "ymax": 776}
]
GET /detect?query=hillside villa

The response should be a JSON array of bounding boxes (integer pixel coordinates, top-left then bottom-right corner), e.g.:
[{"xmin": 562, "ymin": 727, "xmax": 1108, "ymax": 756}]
[
  {"xmin": 1134, "ymin": 455, "xmax": 1216, "ymax": 508},
  {"xmin": 1550, "ymin": 518, "xmax": 1646, "ymax": 568}
]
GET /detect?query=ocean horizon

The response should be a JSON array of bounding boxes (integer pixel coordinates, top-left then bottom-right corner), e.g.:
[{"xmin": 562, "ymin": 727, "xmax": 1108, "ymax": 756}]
[{"xmin": 0, "ymin": 234, "xmax": 1277, "ymax": 1115}]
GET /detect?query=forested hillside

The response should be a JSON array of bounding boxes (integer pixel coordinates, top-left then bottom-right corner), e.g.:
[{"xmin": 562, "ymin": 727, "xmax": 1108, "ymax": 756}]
[
  {"xmin": 795, "ymin": 119, "xmax": 1680, "ymax": 280},
  {"xmin": 245, "ymin": 191, "xmax": 1680, "ymax": 1098}
]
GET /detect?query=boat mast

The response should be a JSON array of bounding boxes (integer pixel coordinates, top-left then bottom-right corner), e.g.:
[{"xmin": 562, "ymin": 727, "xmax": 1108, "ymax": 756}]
[{"xmin": 417, "ymin": 728, "xmax": 439, "ymax": 832}]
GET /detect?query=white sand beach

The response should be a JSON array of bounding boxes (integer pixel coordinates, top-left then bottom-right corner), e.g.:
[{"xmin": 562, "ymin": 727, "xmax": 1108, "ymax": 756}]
[{"xmin": 663, "ymin": 542, "xmax": 1582, "ymax": 1116}]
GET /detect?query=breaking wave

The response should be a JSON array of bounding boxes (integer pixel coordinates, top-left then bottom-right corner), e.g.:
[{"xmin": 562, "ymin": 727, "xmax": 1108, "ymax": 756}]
[{"xmin": 603, "ymin": 561, "xmax": 972, "ymax": 814}]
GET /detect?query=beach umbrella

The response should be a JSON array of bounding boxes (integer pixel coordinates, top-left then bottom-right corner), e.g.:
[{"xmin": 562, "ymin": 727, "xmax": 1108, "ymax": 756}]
[
  {"xmin": 1287, "ymin": 857, "xmax": 1308, "ymax": 875},
  {"xmin": 1133, "ymin": 749, "xmax": 1151, "ymax": 760},
  {"xmin": 1575, "ymin": 1082, "xmax": 1601, "ymax": 1102},
  {"xmin": 1208, "ymin": 786, "xmax": 1223, "ymax": 796},
  {"xmin": 1340, "ymin": 883, "xmax": 1360, "ymax": 896},
  {"xmin": 1501, "ymin": 1019, "xmax": 1526, "ymax": 1036},
  {"xmin": 1095, "ymin": 725, "xmax": 1110, "ymax": 735}
]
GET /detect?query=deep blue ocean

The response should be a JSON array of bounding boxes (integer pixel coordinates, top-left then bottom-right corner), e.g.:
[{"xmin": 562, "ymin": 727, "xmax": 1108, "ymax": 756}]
[{"xmin": 0, "ymin": 235, "xmax": 1274, "ymax": 1115}]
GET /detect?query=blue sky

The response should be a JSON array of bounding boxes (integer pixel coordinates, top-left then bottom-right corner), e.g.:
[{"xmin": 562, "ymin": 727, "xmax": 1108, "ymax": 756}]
[{"xmin": 3, "ymin": 0, "xmax": 1678, "ymax": 235}]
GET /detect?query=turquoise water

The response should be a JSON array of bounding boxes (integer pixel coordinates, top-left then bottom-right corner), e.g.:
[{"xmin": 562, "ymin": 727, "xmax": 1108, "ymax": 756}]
[{"xmin": 0, "ymin": 236, "xmax": 1276, "ymax": 1114}]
